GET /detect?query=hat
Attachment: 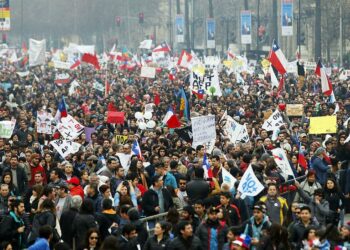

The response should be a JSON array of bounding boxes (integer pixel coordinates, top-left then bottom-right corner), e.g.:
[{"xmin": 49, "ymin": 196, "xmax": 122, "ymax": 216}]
[
  {"xmin": 233, "ymin": 234, "xmax": 251, "ymax": 249},
  {"xmin": 299, "ymin": 133, "xmax": 307, "ymax": 138},
  {"xmin": 87, "ymin": 155, "xmax": 98, "ymax": 161},
  {"xmin": 253, "ymin": 204, "xmax": 267, "ymax": 213},
  {"xmin": 208, "ymin": 206, "xmax": 218, "ymax": 214},
  {"xmin": 314, "ymin": 147, "xmax": 326, "ymax": 156},
  {"xmin": 67, "ymin": 177, "xmax": 80, "ymax": 186}
]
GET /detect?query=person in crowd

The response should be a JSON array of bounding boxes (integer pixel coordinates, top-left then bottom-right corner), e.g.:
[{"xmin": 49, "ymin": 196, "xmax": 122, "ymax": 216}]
[
  {"xmin": 114, "ymin": 180, "xmax": 137, "ymax": 208},
  {"xmin": 155, "ymin": 162, "xmax": 178, "ymax": 189},
  {"xmin": 216, "ymin": 191, "xmax": 241, "ymax": 226},
  {"xmin": 28, "ymin": 225, "xmax": 53, "ymax": 250},
  {"xmin": 323, "ymin": 177, "xmax": 345, "ymax": 225},
  {"xmin": 95, "ymin": 198, "xmax": 119, "ymax": 240},
  {"xmin": 293, "ymin": 170, "xmax": 322, "ymax": 203},
  {"xmin": 311, "ymin": 147, "xmax": 331, "ymax": 186},
  {"xmin": 85, "ymin": 183, "xmax": 103, "ymax": 213},
  {"xmin": 67, "ymin": 176, "xmax": 84, "ymax": 200},
  {"xmin": 55, "ymin": 182, "xmax": 72, "ymax": 220},
  {"xmin": 143, "ymin": 221, "xmax": 171, "ymax": 250},
  {"xmin": 167, "ymin": 220, "xmax": 202, "ymax": 250},
  {"xmin": 186, "ymin": 168, "xmax": 210, "ymax": 204},
  {"xmin": 257, "ymin": 223, "xmax": 291, "ymax": 250},
  {"xmin": 116, "ymin": 223, "xmax": 140, "ymax": 250},
  {"xmin": 4, "ymin": 155, "xmax": 27, "ymax": 195},
  {"xmin": 79, "ymin": 228, "xmax": 101, "ymax": 250},
  {"xmin": 1, "ymin": 171, "xmax": 19, "ymax": 196}
]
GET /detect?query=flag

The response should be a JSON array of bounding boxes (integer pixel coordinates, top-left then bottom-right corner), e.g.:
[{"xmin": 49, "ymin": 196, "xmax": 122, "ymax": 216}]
[
  {"xmin": 174, "ymin": 126, "xmax": 193, "ymax": 142},
  {"xmin": 125, "ymin": 95, "xmax": 136, "ymax": 104},
  {"xmin": 227, "ymin": 48, "xmax": 235, "ymax": 59},
  {"xmin": 315, "ymin": 60, "xmax": 332, "ymax": 96},
  {"xmin": 81, "ymin": 53, "xmax": 100, "ymax": 70},
  {"xmin": 139, "ymin": 39, "xmax": 153, "ymax": 50},
  {"xmin": 271, "ymin": 148, "xmax": 295, "ymax": 178},
  {"xmin": 107, "ymin": 111, "xmax": 125, "ymax": 124},
  {"xmin": 56, "ymin": 96, "xmax": 68, "ymax": 119},
  {"xmin": 55, "ymin": 73, "xmax": 71, "ymax": 85},
  {"xmin": 179, "ymin": 88, "xmax": 190, "ymax": 122},
  {"xmin": 203, "ymin": 152, "xmax": 213, "ymax": 179},
  {"xmin": 177, "ymin": 50, "xmax": 193, "ymax": 68},
  {"xmin": 162, "ymin": 107, "xmax": 181, "ymax": 128},
  {"xmin": 237, "ymin": 165, "xmax": 264, "ymax": 199},
  {"xmin": 132, "ymin": 140, "xmax": 142, "ymax": 159},
  {"xmin": 269, "ymin": 65, "xmax": 279, "ymax": 89},
  {"xmin": 298, "ymin": 144, "xmax": 308, "ymax": 170},
  {"xmin": 70, "ymin": 58, "xmax": 81, "ymax": 69},
  {"xmin": 192, "ymin": 89, "xmax": 204, "ymax": 99},
  {"xmin": 152, "ymin": 41, "xmax": 171, "ymax": 53},
  {"xmin": 268, "ymin": 40, "xmax": 288, "ymax": 75},
  {"xmin": 168, "ymin": 67, "xmax": 177, "ymax": 80},
  {"xmin": 154, "ymin": 93, "xmax": 160, "ymax": 106},
  {"xmin": 221, "ymin": 167, "xmax": 237, "ymax": 189},
  {"xmin": 277, "ymin": 76, "xmax": 284, "ymax": 96},
  {"xmin": 105, "ymin": 78, "xmax": 110, "ymax": 98}
]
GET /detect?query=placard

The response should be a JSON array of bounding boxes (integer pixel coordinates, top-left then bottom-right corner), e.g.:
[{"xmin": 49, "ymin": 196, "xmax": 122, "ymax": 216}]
[
  {"xmin": 191, "ymin": 115, "xmax": 216, "ymax": 145},
  {"xmin": 140, "ymin": 66, "xmax": 156, "ymax": 78},
  {"xmin": 309, "ymin": 116, "xmax": 337, "ymax": 134},
  {"xmin": 286, "ymin": 104, "xmax": 303, "ymax": 116}
]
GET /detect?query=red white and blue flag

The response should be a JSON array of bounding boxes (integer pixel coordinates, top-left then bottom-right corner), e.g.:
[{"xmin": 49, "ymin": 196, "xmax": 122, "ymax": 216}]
[
  {"xmin": 315, "ymin": 60, "xmax": 333, "ymax": 96},
  {"xmin": 153, "ymin": 41, "xmax": 171, "ymax": 53},
  {"xmin": 268, "ymin": 40, "xmax": 288, "ymax": 75},
  {"xmin": 298, "ymin": 144, "xmax": 308, "ymax": 170},
  {"xmin": 202, "ymin": 152, "xmax": 213, "ymax": 178},
  {"xmin": 55, "ymin": 96, "xmax": 68, "ymax": 121},
  {"xmin": 162, "ymin": 107, "xmax": 181, "ymax": 128},
  {"xmin": 132, "ymin": 140, "xmax": 142, "ymax": 159}
]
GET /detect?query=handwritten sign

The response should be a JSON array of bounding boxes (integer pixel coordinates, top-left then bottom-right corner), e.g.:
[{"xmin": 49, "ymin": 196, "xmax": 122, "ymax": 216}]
[
  {"xmin": 190, "ymin": 70, "xmax": 222, "ymax": 96},
  {"xmin": 191, "ymin": 115, "xmax": 216, "ymax": 145},
  {"xmin": 286, "ymin": 104, "xmax": 303, "ymax": 116}
]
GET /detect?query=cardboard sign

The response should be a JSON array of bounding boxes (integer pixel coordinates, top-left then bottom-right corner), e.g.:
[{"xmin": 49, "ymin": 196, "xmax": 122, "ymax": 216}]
[
  {"xmin": 140, "ymin": 67, "xmax": 156, "ymax": 78},
  {"xmin": 286, "ymin": 104, "xmax": 304, "ymax": 116},
  {"xmin": 309, "ymin": 116, "xmax": 337, "ymax": 134},
  {"xmin": 115, "ymin": 135, "xmax": 128, "ymax": 144}
]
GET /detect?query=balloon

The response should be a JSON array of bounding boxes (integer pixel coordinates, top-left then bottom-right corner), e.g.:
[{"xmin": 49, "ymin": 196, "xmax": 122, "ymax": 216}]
[
  {"xmin": 135, "ymin": 112, "xmax": 143, "ymax": 119},
  {"xmin": 146, "ymin": 120, "xmax": 156, "ymax": 129},
  {"xmin": 278, "ymin": 103, "xmax": 286, "ymax": 112},
  {"xmin": 138, "ymin": 122, "xmax": 147, "ymax": 130},
  {"xmin": 144, "ymin": 112, "xmax": 152, "ymax": 120}
]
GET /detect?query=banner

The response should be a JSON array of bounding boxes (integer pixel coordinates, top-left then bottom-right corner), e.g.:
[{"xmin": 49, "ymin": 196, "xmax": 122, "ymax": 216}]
[
  {"xmin": 262, "ymin": 110, "xmax": 284, "ymax": 131},
  {"xmin": 175, "ymin": 15, "xmax": 184, "ymax": 43},
  {"xmin": 140, "ymin": 66, "xmax": 156, "ymax": 78},
  {"xmin": 238, "ymin": 165, "xmax": 264, "ymax": 199},
  {"xmin": 55, "ymin": 73, "xmax": 71, "ymax": 85},
  {"xmin": 50, "ymin": 140, "xmax": 81, "ymax": 159},
  {"xmin": 29, "ymin": 39, "xmax": 46, "ymax": 67},
  {"xmin": 309, "ymin": 116, "xmax": 337, "ymax": 134},
  {"xmin": 37, "ymin": 110, "xmax": 54, "ymax": 134},
  {"xmin": 281, "ymin": 0, "xmax": 293, "ymax": 36},
  {"xmin": 222, "ymin": 167, "xmax": 237, "ymax": 189},
  {"xmin": 115, "ymin": 135, "xmax": 128, "ymax": 144},
  {"xmin": 57, "ymin": 115, "xmax": 84, "ymax": 140},
  {"xmin": 53, "ymin": 60, "xmax": 73, "ymax": 70},
  {"xmin": 241, "ymin": 11, "xmax": 252, "ymax": 44},
  {"xmin": 286, "ymin": 104, "xmax": 303, "ymax": 116},
  {"xmin": 206, "ymin": 19, "xmax": 216, "ymax": 49},
  {"xmin": 0, "ymin": 119, "xmax": 15, "ymax": 139},
  {"xmin": 0, "ymin": 0, "xmax": 10, "ymax": 31},
  {"xmin": 190, "ymin": 70, "xmax": 222, "ymax": 96},
  {"xmin": 271, "ymin": 148, "xmax": 295, "ymax": 178},
  {"xmin": 191, "ymin": 115, "xmax": 216, "ymax": 145},
  {"xmin": 220, "ymin": 112, "xmax": 249, "ymax": 144}
]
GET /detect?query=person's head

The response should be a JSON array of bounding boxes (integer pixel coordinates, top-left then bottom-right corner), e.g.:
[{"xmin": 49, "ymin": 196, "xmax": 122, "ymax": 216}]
[
  {"xmin": 87, "ymin": 184, "xmax": 98, "ymax": 197},
  {"xmin": 196, "ymin": 145, "xmax": 205, "ymax": 156},
  {"xmin": 80, "ymin": 198, "xmax": 95, "ymax": 214},
  {"xmin": 178, "ymin": 220, "xmax": 193, "ymax": 238},
  {"xmin": 99, "ymin": 235, "xmax": 119, "ymax": 250},
  {"xmin": 253, "ymin": 202, "xmax": 266, "ymax": 221},
  {"xmin": 115, "ymin": 166, "xmax": 125, "ymax": 178},
  {"xmin": 107, "ymin": 157, "xmax": 119, "ymax": 170},
  {"xmin": 227, "ymin": 226, "xmax": 241, "ymax": 242},
  {"xmin": 314, "ymin": 188, "xmax": 324, "ymax": 200},
  {"xmin": 122, "ymin": 223, "xmax": 137, "ymax": 240},
  {"xmin": 194, "ymin": 167, "xmax": 204, "ymax": 179},
  {"xmin": 340, "ymin": 224, "xmax": 350, "ymax": 239},
  {"xmin": 0, "ymin": 184, "xmax": 9, "ymax": 197},
  {"xmin": 38, "ymin": 225, "xmax": 53, "ymax": 241},
  {"xmin": 154, "ymin": 162, "xmax": 165, "ymax": 176},
  {"xmin": 306, "ymin": 169, "xmax": 316, "ymax": 183},
  {"xmin": 152, "ymin": 175, "xmax": 164, "ymax": 189},
  {"xmin": 64, "ymin": 163, "xmax": 73, "ymax": 175},
  {"xmin": 232, "ymin": 234, "xmax": 251, "ymax": 250},
  {"xmin": 303, "ymin": 226, "xmax": 318, "ymax": 241},
  {"xmin": 207, "ymin": 206, "xmax": 218, "ymax": 221},
  {"xmin": 43, "ymin": 185, "xmax": 56, "ymax": 200},
  {"xmin": 210, "ymin": 155, "xmax": 220, "ymax": 167},
  {"xmin": 30, "ymin": 153, "xmax": 41, "ymax": 166},
  {"xmin": 34, "ymin": 171, "xmax": 44, "ymax": 184},
  {"xmin": 181, "ymin": 205, "xmax": 195, "ymax": 220},
  {"xmin": 53, "ymin": 242, "xmax": 70, "ymax": 250},
  {"xmin": 70, "ymin": 195, "xmax": 83, "ymax": 210},
  {"xmin": 1, "ymin": 171, "xmax": 12, "ymax": 185},
  {"xmin": 50, "ymin": 168, "xmax": 61, "ymax": 181},
  {"xmin": 299, "ymin": 206, "xmax": 312, "ymax": 223},
  {"xmin": 57, "ymin": 183, "xmax": 69, "ymax": 197},
  {"xmin": 9, "ymin": 155, "xmax": 18, "ymax": 168},
  {"xmin": 1, "ymin": 242, "xmax": 12, "ymax": 250},
  {"xmin": 102, "ymin": 199, "xmax": 113, "ymax": 211},
  {"xmin": 9, "ymin": 199, "xmax": 25, "ymax": 216},
  {"xmin": 119, "ymin": 204, "xmax": 131, "ymax": 219},
  {"xmin": 178, "ymin": 177, "xmax": 187, "ymax": 191},
  {"xmin": 154, "ymin": 221, "xmax": 168, "ymax": 237},
  {"xmin": 325, "ymin": 178, "xmax": 336, "ymax": 190},
  {"xmin": 40, "ymin": 198, "xmax": 56, "ymax": 213},
  {"xmin": 267, "ymin": 183, "xmax": 278, "ymax": 197},
  {"xmin": 86, "ymin": 228, "xmax": 101, "ymax": 248},
  {"xmin": 220, "ymin": 192, "xmax": 232, "ymax": 206},
  {"xmin": 194, "ymin": 200, "xmax": 205, "ymax": 216},
  {"xmin": 99, "ymin": 184, "xmax": 111, "ymax": 198}
]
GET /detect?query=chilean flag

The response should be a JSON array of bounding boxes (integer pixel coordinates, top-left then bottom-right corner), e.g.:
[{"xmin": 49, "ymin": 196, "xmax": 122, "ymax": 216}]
[
  {"xmin": 192, "ymin": 89, "xmax": 204, "ymax": 99},
  {"xmin": 55, "ymin": 96, "xmax": 68, "ymax": 121},
  {"xmin": 203, "ymin": 152, "xmax": 213, "ymax": 178},
  {"xmin": 162, "ymin": 107, "xmax": 181, "ymax": 128},
  {"xmin": 268, "ymin": 40, "xmax": 288, "ymax": 75},
  {"xmin": 315, "ymin": 60, "xmax": 333, "ymax": 96},
  {"xmin": 132, "ymin": 140, "xmax": 142, "ymax": 159},
  {"xmin": 298, "ymin": 144, "xmax": 308, "ymax": 170},
  {"xmin": 177, "ymin": 50, "xmax": 193, "ymax": 68},
  {"xmin": 153, "ymin": 41, "xmax": 171, "ymax": 53}
]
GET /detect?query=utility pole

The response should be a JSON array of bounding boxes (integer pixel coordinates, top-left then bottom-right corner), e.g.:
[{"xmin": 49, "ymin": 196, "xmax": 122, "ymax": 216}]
[
  {"xmin": 297, "ymin": 0, "xmax": 301, "ymax": 56},
  {"xmin": 315, "ymin": 0, "xmax": 321, "ymax": 61},
  {"xmin": 339, "ymin": 0, "xmax": 343, "ymax": 66}
]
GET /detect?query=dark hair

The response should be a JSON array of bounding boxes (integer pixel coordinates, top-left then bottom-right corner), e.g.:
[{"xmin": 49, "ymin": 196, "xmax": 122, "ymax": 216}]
[
  {"xmin": 85, "ymin": 228, "xmax": 101, "ymax": 249},
  {"xmin": 196, "ymin": 145, "xmax": 204, "ymax": 151},
  {"xmin": 170, "ymin": 160, "xmax": 178, "ymax": 170},
  {"xmin": 300, "ymin": 206, "xmax": 311, "ymax": 213},
  {"xmin": 126, "ymin": 172, "xmax": 138, "ymax": 182},
  {"xmin": 166, "ymin": 185, "xmax": 177, "ymax": 198},
  {"xmin": 154, "ymin": 162, "xmax": 165, "ymax": 169},
  {"xmin": 302, "ymin": 225, "xmax": 319, "ymax": 240},
  {"xmin": 220, "ymin": 191, "xmax": 232, "ymax": 199},
  {"xmin": 194, "ymin": 199, "xmax": 204, "ymax": 206},
  {"xmin": 80, "ymin": 199, "xmax": 95, "ymax": 214},
  {"xmin": 119, "ymin": 204, "xmax": 131, "ymax": 215},
  {"xmin": 122, "ymin": 223, "xmax": 136, "ymax": 236},
  {"xmin": 210, "ymin": 155, "xmax": 220, "ymax": 161},
  {"xmin": 227, "ymin": 226, "xmax": 242, "ymax": 236},
  {"xmin": 53, "ymin": 242, "xmax": 71, "ymax": 250},
  {"xmin": 102, "ymin": 199, "xmax": 113, "ymax": 210},
  {"xmin": 99, "ymin": 235, "xmax": 120, "ymax": 250},
  {"xmin": 0, "ymin": 242, "xmax": 12, "ymax": 250},
  {"xmin": 99, "ymin": 184, "xmax": 110, "ymax": 194},
  {"xmin": 39, "ymin": 225, "xmax": 53, "ymax": 239},
  {"xmin": 43, "ymin": 185, "xmax": 55, "ymax": 197},
  {"xmin": 194, "ymin": 168, "xmax": 204, "ymax": 178},
  {"xmin": 40, "ymin": 199, "xmax": 56, "ymax": 212},
  {"xmin": 177, "ymin": 220, "xmax": 192, "ymax": 233}
]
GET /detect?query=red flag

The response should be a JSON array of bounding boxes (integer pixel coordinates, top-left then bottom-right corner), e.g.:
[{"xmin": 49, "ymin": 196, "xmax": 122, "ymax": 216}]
[
  {"xmin": 177, "ymin": 50, "xmax": 192, "ymax": 68},
  {"xmin": 152, "ymin": 41, "xmax": 171, "ymax": 53},
  {"xmin": 154, "ymin": 94, "xmax": 160, "ymax": 106},
  {"xmin": 107, "ymin": 111, "xmax": 125, "ymax": 124},
  {"xmin": 192, "ymin": 90, "xmax": 204, "ymax": 100},
  {"xmin": 268, "ymin": 40, "xmax": 288, "ymax": 75},
  {"xmin": 107, "ymin": 102, "xmax": 118, "ymax": 111},
  {"xmin": 298, "ymin": 152, "xmax": 308, "ymax": 170},
  {"xmin": 70, "ymin": 59, "xmax": 81, "ymax": 70},
  {"xmin": 81, "ymin": 53, "xmax": 100, "ymax": 70},
  {"xmin": 167, "ymin": 114, "xmax": 181, "ymax": 128},
  {"xmin": 315, "ymin": 60, "xmax": 332, "ymax": 96},
  {"xmin": 125, "ymin": 95, "xmax": 136, "ymax": 104}
]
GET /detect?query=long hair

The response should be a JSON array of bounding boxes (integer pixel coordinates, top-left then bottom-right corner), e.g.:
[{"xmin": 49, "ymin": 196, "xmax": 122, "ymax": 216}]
[{"xmin": 84, "ymin": 228, "xmax": 101, "ymax": 249}]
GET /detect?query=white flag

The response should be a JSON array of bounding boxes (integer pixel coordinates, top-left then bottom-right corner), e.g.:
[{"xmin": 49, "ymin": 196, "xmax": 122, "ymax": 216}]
[
  {"xmin": 50, "ymin": 140, "xmax": 81, "ymax": 159},
  {"xmin": 221, "ymin": 167, "xmax": 237, "ymax": 189},
  {"xmin": 238, "ymin": 165, "xmax": 264, "ymax": 199},
  {"xmin": 262, "ymin": 110, "xmax": 284, "ymax": 131},
  {"xmin": 269, "ymin": 65, "xmax": 279, "ymax": 89},
  {"xmin": 29, "ymin": 39, "xmax": 46, "ymax": 67},
  {"xmin": 139, "ymin": 39, "xmax": 153, "ymax": 50},
  {"xmin": 271, "ymin": 148, "xmax": 295, "ymax": 178}
]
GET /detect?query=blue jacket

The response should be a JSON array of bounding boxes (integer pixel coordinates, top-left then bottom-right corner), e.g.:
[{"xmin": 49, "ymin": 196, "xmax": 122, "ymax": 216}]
[
  {"xmin": 311, "ymin": 156, "xmax": 329, "ymax": 185},
  {"xmin": 28, "ymin": 238, "xmax": 50, "ymax": 250}
]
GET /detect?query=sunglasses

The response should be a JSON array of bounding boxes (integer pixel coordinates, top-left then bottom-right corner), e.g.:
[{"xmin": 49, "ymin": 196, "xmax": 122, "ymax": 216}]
[{"xmin": 90, "ymin": 236, "xmax": 99, "ymax": 240}]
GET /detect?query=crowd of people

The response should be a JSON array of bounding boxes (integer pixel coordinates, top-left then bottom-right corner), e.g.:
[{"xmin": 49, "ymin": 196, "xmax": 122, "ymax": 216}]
[{"xmin": 0, "ymin": 48, "xmax": 349, "ymax": 250}]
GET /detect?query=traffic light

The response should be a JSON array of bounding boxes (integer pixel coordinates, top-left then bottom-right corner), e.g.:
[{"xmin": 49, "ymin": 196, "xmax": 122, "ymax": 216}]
[
  {"xmin": 116, "ymin": 16, "xmax": 121, "ymax": 27},
  {"xmin": 138, "ymin": 12, "xmax": 144, "ymax": 24}
]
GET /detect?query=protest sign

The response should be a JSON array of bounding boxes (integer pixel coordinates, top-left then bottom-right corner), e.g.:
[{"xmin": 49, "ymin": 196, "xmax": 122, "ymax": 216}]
[
  {"xmin": 190, "ymin": 70, "xmax": 222, "ymax": 97},
  {"xmin": 57, "ymin": 115, "xmax": 84, "ymax": 140},
  {"xmin": 140, "ymin": 66, "xmax": 156, "ymax": 78},
  {"xmin": 37, "ymin": 110, "xmax": 54, "ymax": 134},
  {"xmin": 115, "ymin": 135, "xmax": 128, "ymax": 144},
  {"xmin": 238, "ymin": 165, "xmax": 264, "ymax": 199},
  {"xmin": 286, "ymin": 104, "xmax": 303, "ymax": 116},
  {"xmin": 192, "ymin": 138, "xmax": 216, "ymax": 154},
  {"xmin": 55, "ymin": 73, "xmax": 71, "ymax": 85},
  {"xmin": 262, "ymin": 110, "xmax": 284, "ymax": 131},
  {"xmin": 29, "ymin": 39, "xmax": 46, "ymax": 67},
  {"xmin": 271, "ymin": 148, "xmax": 295, "ymax": 178},
  {"xmin": 53, "ymin": 60, "xmax": 73, "ymax": 70},
  {"xmin": 0, "ymin": 119, "xmax": 16, "ymax": 139},
  {"xmin": 50, "ymin": 140, "xmax": 81, "ymax": 159},
  {"xmin": 309, "ymin": 116, "xmax": 337, "ymax": 134},
  {"xmin": 304, "ymin": 61, "xmax": 317, "ymax": 71},
  {"xmin": 222, "ymin": 167, "xmax": 237, "ymax": 189},
  {"xmin": 84, "ymin": 127, "xmax": 95, "ymax": 143},
  {"xmin": 191, "ymin": 115, "xmax": 216, "ymax": 145}
]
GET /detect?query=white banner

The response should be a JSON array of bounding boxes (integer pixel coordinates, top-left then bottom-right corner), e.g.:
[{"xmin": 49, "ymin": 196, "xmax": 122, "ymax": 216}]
[
  {"xmin": 0, "ymin": 119, "xmax": 16, "ymax": 139},
  {"xmin": 222, "ymin": 167, "xmax": 237, "ymax": 189},
  {"xmin": 139, "ymin": 39, "xmax": 153, "ymax": 50},
  {"xmin": 29, "ymin": 39, "xmax": 46, "ymax": 67},
  {"xmin": 37, "ymin": 111, "xmax": 54, "ymax": 134},
  {"xmin": 53, "ymin": 60, "xmax": 73, "ymax": 70},
  {"xmin": 262, "ymin": 110, "xmax": 284, "ymax": 131},
  {"xmin": 140, "ymin": 66, "xmax": 156, "ymax": 78},
  {"xmin": 50, "ymin": 140, "xmax": 81, "ymax": 159},
  {"xmin": 57, "ymin": 115, "xmax": 84, "ymax": 140},
  {"xmin": 238, "ymin": 165, "xmax": 264, "ymax": 198},
  {"xmin": 271, "ymin": 148, "xmax": 295, "ymax": 177},
  {"xmin": 220, "ymin": 112, "xmax": 249, "ymax": 144},
  {"xmin": 191, "ymin": 115, "xmax": 216, "ymax": 145},
  {"xmin": 190, "ymin": 70, "xmax": 222, "ymax": 96}
]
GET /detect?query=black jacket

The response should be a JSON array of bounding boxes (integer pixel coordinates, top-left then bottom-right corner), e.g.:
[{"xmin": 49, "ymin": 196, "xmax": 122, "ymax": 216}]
[
  {"xmin": 195, "ymin": 220, "xmax": 228, "ymax": 250},
  {"xmin": 0, "ymin": 212, "xmax": 26, "ymax": 250},
  {"xmin": 28, "ymin": 210, "xmax": 56, "ymax": 244},
  {"xmin": 117, "ymin": 235, "xmax": 140, "ymax": 250},
  {"xmin": 95, "ymin": 211, "xmax": 120, "ymax": 240},
  {"xmin": 167, "ymin": 235, "xmax": 202, "ymax": 250},
  {"xmin": 59, "ymin": 208, "xmax": 79, "ymax": 247},
  {"xmin": 143, "ymin": 235, "xmax": 170, "ymax": 250},
  {"xmin": 186, "ymin": 178, "xmax": 210, "ymax": 204},
  {"xmin": 141, "ymin": 188, "xmax": 173, "ymax": 216},
  {"xmin": 72, "ymin": 213, "xmax": 98, "ymax": 249}
]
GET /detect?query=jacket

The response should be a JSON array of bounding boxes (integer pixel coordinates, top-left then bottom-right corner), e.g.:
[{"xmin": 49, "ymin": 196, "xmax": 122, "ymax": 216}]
[
  {"xmin": 141, "ymin": 187, "xmax": 173, "ymax": 216},
  {"xmin": 215, "ymin": 203, "xmax": 241, "ymax": 226},
  {"xmin": 143, "ymin": 235, "xmax": 171, "ymax": 250},
  {"xmin": 5, "ymin": 166, "xmax": 28, "ymax": 195},
  {"xmin": 296, "ymin": 188, "xmax": 330, "ymax": 225},
  {"xmin": 260, "ymin": 195, "xmax": 288, "ymax": 225},
  {"xmin": 59, "ymin": 208, "xmax": 79, "ymax": 247},
  {"xmin": 244, "ymin": 215, "xmax": 271, "ymax": 241},
  {"xmin": 28, "ymin": 238, "xmax": 50, "ymax": 250},
  {"xmin": 293, "ymin": 180, "xmax": 322, "ymax": 203},
  {"xmin": 95, "ymin": 209, "xmax": 120, "ymax": 240},
  {"xmin": 69, "ymin": 185, "xmax": 84, "ymax": 200},
  {"xmin": 28, "ymin": 210, "xmax": 56, "ymax": 244},
  {"xmin": 72, "ymin": 213, "xmax": 98, "ymax": 249},
  {"xmin": 0, "ymin": 211, "xmax": 26, "ymax": 250},
  {"xmin": 195, "ymin": 219, "xmax": 227, "ymax": 250},
  {"xmin": 290, "ymin": 220, "xmax": 319, "ymax": 249},
  {"xmin": 311, "ymin": 157, "xmax": 330, "ymax": 185},
  {"xmin": 167, "ymin": 235, "xmax": 202, "ymax": 250},
  {"xmin": 186, "ymin": 178, "xmax": 210, "ymax": 204}
]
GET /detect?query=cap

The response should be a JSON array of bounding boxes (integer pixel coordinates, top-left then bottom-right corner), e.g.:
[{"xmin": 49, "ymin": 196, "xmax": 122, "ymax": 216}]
[
  {"xmin": 233, "ymin": 234, "xmax": 251, "ymax": 249},
  {"xmin": 299, "ymin": 133, "xmax": 307, "ymax": 138},
  {"xmin": 67, "ymin": 177, "xmax": 80, "ymax": 186},
  {"xmin": 208, "ymin": 206, "xmax": 218, "ymax": 214},
  {"xmin": 253, "ymin": 204, "xmax": 267, "ymax": 213}
]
